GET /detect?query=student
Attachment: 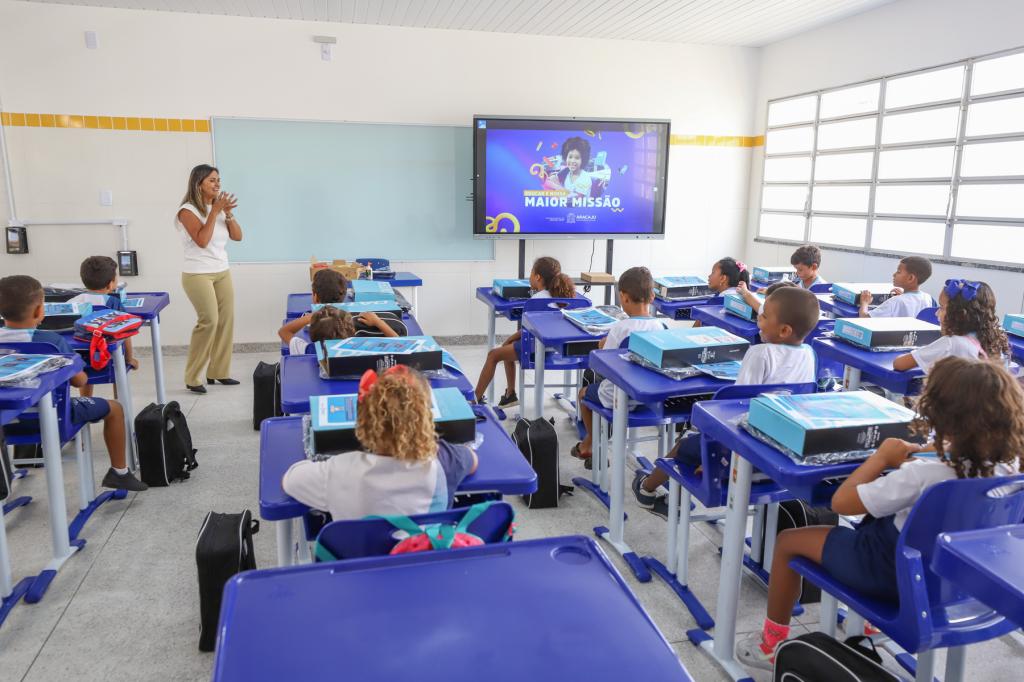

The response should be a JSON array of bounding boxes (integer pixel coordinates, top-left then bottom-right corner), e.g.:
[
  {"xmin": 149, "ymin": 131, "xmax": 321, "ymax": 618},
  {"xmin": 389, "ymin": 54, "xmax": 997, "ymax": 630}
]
[
  {"xmin": 735, "ymin": 279, "xmax": 797, "ymax": 315},
  {"xmin": 737, "ymin": 357, "xmax": 1024, "ymax": 669},
  {"xmin": 278, "ymin": 305, "xmax": 397, "ymax": 356},
  {"xmin": 790, "ymin": 244, "xmax": 826, "ymax": 290},
  {"xmin": 473, "ymin": 256, "xmax": 575, "ymax": 407},
  {"xmin": 571, "ymin": 267, "xmax": 666, "ymax": 465},
  {"xmin": 859, "ymin": 256, "xmax": 933, "ymax": 318},
  {"xmin": 709, "ymin": 257, "xmax": 750, "ymax": 297},
  {"xmin": 311, "ymin": 269, "xmax": 347, "ymax": 305},
  {"xmin": 0, "ymin": 275, "xmax": 148, "ymax": 491},
  {"xmin": 634, "ymin": 286, "xmax": 819, "ymax": 515},
  {"xmin": 69, "ymin": 255, "xmax": 139, "ymax": 398},
  {"xmin": 282, "ymin": 366, "xmax": 478, "ymax": 520},
  {"xmin": 894, "ymin": 279, "xmax": 1009, "ymax": 373}
]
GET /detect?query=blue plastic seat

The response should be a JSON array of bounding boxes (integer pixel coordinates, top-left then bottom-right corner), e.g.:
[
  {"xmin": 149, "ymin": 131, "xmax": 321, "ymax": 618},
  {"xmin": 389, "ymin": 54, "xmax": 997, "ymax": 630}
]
[
  {"xmin": 791, "ymin": 475, "xmax": 1024, "ymax": 682},
  {"xmin": 916, "ymin": 307, "xmax": 939, "ymax": 325},
  {"xmin": 313, "ymin": 502, "xmax": 515, "ymax": 562},
  {"xmin": 810, "ymin": 283, "xmax": 833, "ymax": 294}
]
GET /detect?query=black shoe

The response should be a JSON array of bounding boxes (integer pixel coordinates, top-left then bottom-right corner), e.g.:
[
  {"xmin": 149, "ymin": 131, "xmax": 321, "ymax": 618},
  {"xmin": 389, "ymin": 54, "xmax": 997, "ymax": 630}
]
[
  {"xmin": 101, "ymin": 468, "xmax": 148, "ymax": 492},
  {"xmin": 208, "ymin": 377, "xmax": 241, "ymax": 385},
  {"xmin": 647, "ymin": 496, "xmax": 669, "ymax": 520},
  {"xmin": 186, "ymin": 384, "xmax": 207, "ymax": 394},
  {"xmin": 497, "ymin": 391, "xmax": 519, "ymax": 408},
  {"xmin": 632, "ymin": 470, "xmax": 658, "ymax": 509}
]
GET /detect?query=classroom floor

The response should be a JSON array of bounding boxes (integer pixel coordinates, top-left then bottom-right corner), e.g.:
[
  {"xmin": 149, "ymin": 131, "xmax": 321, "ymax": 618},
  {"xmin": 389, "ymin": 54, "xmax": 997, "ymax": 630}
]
[{"xmin": 1, "ymin": 347, "xmax": 1023, "ymax": 681}]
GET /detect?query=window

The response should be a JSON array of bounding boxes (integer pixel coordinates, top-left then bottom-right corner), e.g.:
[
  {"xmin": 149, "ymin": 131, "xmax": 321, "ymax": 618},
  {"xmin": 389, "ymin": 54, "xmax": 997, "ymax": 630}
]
[{"xmin": 758, "ymin": 46, "xmax": 1024, "ymax": 267}]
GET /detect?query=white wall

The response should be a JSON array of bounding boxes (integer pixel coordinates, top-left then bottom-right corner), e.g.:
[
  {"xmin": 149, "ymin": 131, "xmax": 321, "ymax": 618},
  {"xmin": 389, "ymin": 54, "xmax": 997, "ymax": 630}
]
[
  {"xmin": 745, "ymin": 0, "xmax": 1024, "ymax": 316},
  {"xmin": 0, "ymin": 0, "xmax": 760, "ymax": 347}
]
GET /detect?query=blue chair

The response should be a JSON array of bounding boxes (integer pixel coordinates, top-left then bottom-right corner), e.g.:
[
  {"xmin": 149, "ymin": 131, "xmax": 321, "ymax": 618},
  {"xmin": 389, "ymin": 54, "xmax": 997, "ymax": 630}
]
[
  {"xmin": 313, "ymin": 502, "xmax": 515, "ymax": 562},
  {"xmin": 791, "ymin": 475, "xmax": 1024, "ymax": 682},
  {"xmin": 516, "ymin": 296, "xmax": 592, "ymax": 417},
  {"xmin": 810, "ymin": 283, "xmax": 833, "ymax": 294},
  {"xmin": 648, "ymin": 382, "xmax": 817, "ymax": 631},
  {"xmin": 916, "ymin": 307, "xmax": 939, "ymax": 325}
]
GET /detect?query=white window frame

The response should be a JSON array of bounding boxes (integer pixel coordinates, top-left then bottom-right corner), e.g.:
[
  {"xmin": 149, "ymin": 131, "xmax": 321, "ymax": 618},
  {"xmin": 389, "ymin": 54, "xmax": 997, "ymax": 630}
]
[{"xmin": 757, "ymin": 45, "xmax": 1024, "ymax": 269}]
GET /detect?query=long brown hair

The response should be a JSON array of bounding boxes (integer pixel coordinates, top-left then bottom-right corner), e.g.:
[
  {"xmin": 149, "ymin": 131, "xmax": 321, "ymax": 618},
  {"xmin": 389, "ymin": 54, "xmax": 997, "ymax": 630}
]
[
  {"xmin": 355, "ymin": 368, "xmax": 438, "ymax": 462},
  {"xmin": 913, "ymin": 357, "xmax": 1024, "ymax": 479},
  {"xmin": 533, "ymin": 256, "xmax": 575, "ymax": 298},
  {"xmin": 309, "ymin": 306, "xmax": 355, "ymax": 343},
  {"xmin": 181, "ymin": 164, "xmax": 218, "ymax": 217},
  {"xmin": 940, "ymin": 282, "xmax": 1009, "ymax": 359}
]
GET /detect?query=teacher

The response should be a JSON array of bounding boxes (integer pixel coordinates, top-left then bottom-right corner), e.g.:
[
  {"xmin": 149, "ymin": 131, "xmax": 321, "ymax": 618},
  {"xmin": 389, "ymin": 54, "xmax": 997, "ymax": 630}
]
[{"xmin": 175, "ymin": 164, "xmax": 243, "ymax": 394}]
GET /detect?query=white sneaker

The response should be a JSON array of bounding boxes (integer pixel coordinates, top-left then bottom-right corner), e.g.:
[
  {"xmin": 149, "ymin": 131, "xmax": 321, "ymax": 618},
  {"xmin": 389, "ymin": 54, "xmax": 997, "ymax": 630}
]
[{"xmin": 735, "ymin": 632, "xmax": 776, "ymax": 671}]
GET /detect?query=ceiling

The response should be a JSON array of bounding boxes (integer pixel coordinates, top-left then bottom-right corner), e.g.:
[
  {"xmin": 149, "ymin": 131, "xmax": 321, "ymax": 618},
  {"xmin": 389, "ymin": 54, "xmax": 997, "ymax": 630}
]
[{"xmin": 23, "ymin": 0, "xmax": 897, "ymax": 47}]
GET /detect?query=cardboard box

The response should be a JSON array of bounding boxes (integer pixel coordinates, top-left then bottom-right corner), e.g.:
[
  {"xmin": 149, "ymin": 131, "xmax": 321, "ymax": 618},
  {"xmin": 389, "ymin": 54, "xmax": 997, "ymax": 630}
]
[
  {"xmin": 752, "ymin": 266, "xmax": 795, "ymax": 284},
  {"xmin": 723, "ymin": 292, "xmax": 763, "ymax": 322},
  {"xmin": 312, "ymin": 301, "xmax": 404, "ymax": 316},
  {"xmin": 833, "ymin": 317, "xmax": 941, "ymax": 349},
  {"xmin": 492, "ymin": 279, "xmax": 532, "ymax": 300},
  {"xmin": 654, "ymin": 275, "xmax": 714, "ymax": 300},
  {"xmin": 315, "ymin": 336, "xmax": 443, "ymax": 377},
  {"xmin": 628, "ymin": 327, "xmax": 749, "ymax": 369},
  {"xmin": 308, "ymin": 387, "xmax": 476, "ymax": 454},
  {"xmin": 581, "ymin": 271, "xmax": 615, "ymax": 284},
  {"xmin": 748, "ymin": 390, "xmax": 918, "ymax": 457},
  {"xmin": 309, "ymin": 257, "xmax": 371, "ymax": 282},
  {"xmin": 350, "ymin": 280, "xmax": 396, "ymax": 303},
  {"xmin": 1003, "ymin": 313, "xmax": 1024, "ymax": 338},
  {"xmin": 832, "ymin": 282, "xmax": 893, "ymax": 307}
]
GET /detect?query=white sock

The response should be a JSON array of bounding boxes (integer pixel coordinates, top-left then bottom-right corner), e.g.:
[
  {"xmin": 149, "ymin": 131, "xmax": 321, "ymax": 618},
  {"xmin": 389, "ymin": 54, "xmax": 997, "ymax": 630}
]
[{"xmin": 113, "ymin": 467, "xmax": 129, "ymax": 475}]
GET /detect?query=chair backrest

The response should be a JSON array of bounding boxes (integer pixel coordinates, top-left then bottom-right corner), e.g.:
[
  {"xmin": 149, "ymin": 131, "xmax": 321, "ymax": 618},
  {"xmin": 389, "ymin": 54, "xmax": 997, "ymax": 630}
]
[
  {"xmin": 314, "ymin": 502, "xmax": 515, "ymax": 561},
  {"xmin": 355, "ymin": 258, "xmax": 390, "ymax": 270},
  {"xmin": 809, "ymin": 282, "xmax": 833, "ymax": 294},
  {"xmin": 711, "ymin": 381, "xmax": 817, "ymax": 401},
  {"xmin": 916, "ymin": 307, "xmax": 939, "ymax": 325},
  {"xmin": 521, "ymin": 296, "xmax": 591, "ymax": 312}
]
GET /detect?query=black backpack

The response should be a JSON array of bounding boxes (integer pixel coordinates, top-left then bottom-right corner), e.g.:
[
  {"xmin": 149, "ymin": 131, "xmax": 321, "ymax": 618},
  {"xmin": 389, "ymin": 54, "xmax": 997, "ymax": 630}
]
[
  {"xmin": 511, "ymin": 417, "xmax": 572, "ymax": 509},
  {"xmin": 758, "ymin": 500, "xmax": 839, "ymax": 603},
  {"xmin": 353, "ymin": 311, "xmax": 408, "ymax": 337},
  {"xmin": 774, "ymin": 632, "xmax": 901, "ymax": 682},
  {"xmin": 252, "ymin": 361, "xmax": 282, "ymax": 430},
  {"xmin": 135, "ymin": 402, "xmax": 198, "ymax": 486},
  {"xmin": 0, "ymin": 429, "xmax": 11, "ymax": 502},
  {"xmin": 196, "ymin": 509, "xmax": 259, "ymax": 652}
]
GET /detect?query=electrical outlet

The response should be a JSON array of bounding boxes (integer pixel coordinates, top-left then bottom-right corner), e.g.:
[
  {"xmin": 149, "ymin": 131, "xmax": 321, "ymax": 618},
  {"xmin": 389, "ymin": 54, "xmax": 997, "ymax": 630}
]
[{"xmin": 100, "ymin": 190, "xmax": 113, "ymax": 206}]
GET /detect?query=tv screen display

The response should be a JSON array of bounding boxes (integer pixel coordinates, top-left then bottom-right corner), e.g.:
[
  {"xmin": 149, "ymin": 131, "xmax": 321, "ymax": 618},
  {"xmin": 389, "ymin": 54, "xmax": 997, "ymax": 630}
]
[{"xmin": 473, "ymin": 116, "xmax": 670, "ymax": 239}]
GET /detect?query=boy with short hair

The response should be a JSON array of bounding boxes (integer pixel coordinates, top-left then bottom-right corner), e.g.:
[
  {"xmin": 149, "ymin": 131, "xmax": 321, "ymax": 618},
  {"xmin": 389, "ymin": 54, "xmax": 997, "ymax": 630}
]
[
  {"xmin": 858, "ymin": 256, "xmax": 933, "ymax": 318},
  {"xmin": 790, "ymin": 244, "xmax": 826, "ymax": 290},
  {"xmin": 0, "ymin": 275, "xmax": 147, "ymax": 491},
  {"xmin": 311, "ymin": 269, "xmax": 347, "ymax": 305},
  {"xmin": 70, "ymin": 256, "xmax": 138, "ymax": 397}
]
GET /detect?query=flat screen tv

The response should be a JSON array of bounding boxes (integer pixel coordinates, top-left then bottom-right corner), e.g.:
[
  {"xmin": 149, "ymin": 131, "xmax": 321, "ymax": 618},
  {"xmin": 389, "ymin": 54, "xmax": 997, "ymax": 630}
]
[{"xmin": 473, "ymin": 116, "xmax": 670, "ymax": 239}]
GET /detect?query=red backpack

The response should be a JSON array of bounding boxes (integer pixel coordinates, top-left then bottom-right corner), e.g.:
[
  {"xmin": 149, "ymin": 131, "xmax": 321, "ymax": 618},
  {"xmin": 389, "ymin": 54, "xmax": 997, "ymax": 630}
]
[{"xmin": 73, "ymin": 310, "xmax": 143, "ymax": 370}]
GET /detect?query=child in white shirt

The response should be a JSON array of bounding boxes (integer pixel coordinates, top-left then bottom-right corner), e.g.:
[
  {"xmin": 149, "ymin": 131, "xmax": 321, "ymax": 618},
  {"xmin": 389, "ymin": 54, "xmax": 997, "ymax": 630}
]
[
  {"xmin": 790, "ymin": 244, "xmax": 827, "ymax": 290},
  {"xmin": 894, "ymin": 279, "xmax": 1009, "ymax": 373},
  {"xmin": 708, "ymin": 256, "xmax": 751, "ymax": 299},
  {"xmin": 860, "ymin": 256, "xmax": 934, "ymax": 318}
]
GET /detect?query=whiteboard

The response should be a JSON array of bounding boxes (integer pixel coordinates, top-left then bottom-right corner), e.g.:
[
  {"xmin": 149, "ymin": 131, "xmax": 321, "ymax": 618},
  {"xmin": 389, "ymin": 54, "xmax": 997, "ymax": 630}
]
[{"xmin": 211, "ymin": 117, "xmax": 493, "ymax": 262}]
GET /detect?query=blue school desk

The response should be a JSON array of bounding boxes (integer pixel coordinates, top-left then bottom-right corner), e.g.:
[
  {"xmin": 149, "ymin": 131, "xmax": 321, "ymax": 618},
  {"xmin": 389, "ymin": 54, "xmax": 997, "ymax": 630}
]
[
  {"xmin": 521, "ymin": 310, "xmax": 608, "ymax": 420},
  {"xmin": 932, "ymin": 524, "xmax": 1024, "ymax": 630},
  {"xmin": 687, "ymin": 398, "xmax": 865, "ymax": 681},
  {"xmin": 1008, "ymin": 334, "xmax": 1024, "ymax": 364},
  {"xmin": 278, "ymin": 314, "xmax": 426, "ymax": 356},
  {"xmin": 816, "ymin": 294, "xmax": 859, "ymax": 318},
  {"xmin": 0, "ymin": 356, "xmax": 85, "ymax": 607},
  {"xmin": 123, "ymin": 292, "xmax": 171, "ymax": 403},
  {"xmin": 586, "ymin": 349, "xmax": 732, "ymax": 580},
  {"xmin": 278, "ymin": 353, "xmax": 473, "ymax": 414},
  {"xmin": 212, "ymin": 535, "xmax": 692, "ymax": 682},
  {"xmin": 691, "ymin": 305, "xmax": 835, "ymax": 345},
  {"xmin": 652, "ymin": 295, "xmax": 717, "ymax": 320},
  {"xmin": 286, "ymin": 273, "xmax": 423, "ymax": 318},
  {"xmin": 811, "ymin": 337, "xmax": 924, "ymax": 395},
  {"xmin": 258, "ymin": 410, "xmax": 538, "ymax": 566}
]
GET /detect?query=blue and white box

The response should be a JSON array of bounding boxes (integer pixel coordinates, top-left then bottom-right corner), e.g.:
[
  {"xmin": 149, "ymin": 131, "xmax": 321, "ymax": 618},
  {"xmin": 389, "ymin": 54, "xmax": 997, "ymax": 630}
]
[
  {"xmin": 1003, "ymin": 313, "xmax": 1024, "ymax": 338},
  {"xmin": 350, "ymin": 280, "xmax": 396, "ymax": 303},
  {"xmin": 628, "ymin": 327, "xmax": 749, "ymax": 369},
  {"xmin": 314, "ymin": 300, "xmax": 404, "ymax": 316},
  {"xmin": 655, "ymin": 275, "xmax": 713, "ymax": 300},
  {"xmin": 723, "ymin": 292, "xmax": 763, "ymax": 322},
  {"xmin": 43, "ymin": 301, "xmax": 92, "ymax": 318},
  {"xmin": 832, "ymin": 282, "xmax": 893, "ymax": 307},
  {"xmin": 752, "ymin": 266, "xmax": 795, "ymax": 284},
  {"xmin": 833, "ymin": 317, "xmax": 941, "ymax": 349},
  {"xmin": 308, "ymin": 387, "xmax": 476, "ymax": 453},
  {"xmin": 562, "ymin": 306, "xmax": 623, "ymax": 333},
  {"xmin": 748, "ymin": 390, "xmax": 918, "ymax": 457},
  {"xmin": 492, "ymin": 279, "xmax": 532, "ymax": 300},
  {"xmin": 315, "ymin": 335, "xmax": 443, "ymax": 377}
]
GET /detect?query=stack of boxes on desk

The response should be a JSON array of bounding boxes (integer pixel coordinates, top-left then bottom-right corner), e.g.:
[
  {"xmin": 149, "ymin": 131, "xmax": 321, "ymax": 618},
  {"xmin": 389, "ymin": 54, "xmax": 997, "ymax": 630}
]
[
  {"xmin": 315, "ymin": 336, "xmax": 444, "ymax": 377},
  {"xmin": 833, "ymin": 318, "xmax": 941, "ymax": 350},
  {"xmin": 492, "ymin": 279, "xmax": 533, "ymax": 301},
  {"xmin": 751, "ymin": 266, "xmax": 795, "ymax": 285},
  {"xmin": 831, "ymin": 282, "xmax": 894, "ymax": 308},
  {"xmin": 654, "ymin": 276, "xmax": 714, "ymax": 301}
]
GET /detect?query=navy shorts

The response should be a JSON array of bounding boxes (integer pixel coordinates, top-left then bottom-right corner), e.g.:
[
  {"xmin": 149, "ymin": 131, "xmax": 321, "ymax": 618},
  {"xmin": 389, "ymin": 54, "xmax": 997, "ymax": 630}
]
[
  {"xmin": 583, "ymin": 382, "xmax": 602, "ymax": 406},
  {"xmin": 821, "ymin": 515, "xmax": 900, "ymax": 602},
  {"xmin": 71, "ymin": 396, "xmax": 111, "ymax": 425},
  {"xmin": 672, "ymin": 432, "xmax": 730, "ymax": 469},
  {"xmin": 513, "ymin": 340, "xmax": 522, "ymax": 357}
]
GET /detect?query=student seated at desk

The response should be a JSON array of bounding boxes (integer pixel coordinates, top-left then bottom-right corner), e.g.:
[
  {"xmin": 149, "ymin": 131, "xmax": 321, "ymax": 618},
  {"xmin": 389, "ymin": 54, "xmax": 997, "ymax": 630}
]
[
  {"xmin": 894, "ymin": 279, "xmax": 1009, "ymax": 374},
  {"xmin": 736, "ymin": 357, "xmax": 1024, "ymax": 669},
  {"xmin": 311, "ymin": 269, "xmax": 347, "ymax": 305},
  {"xmin": 69, "ymin": 255, "xmax": 139, "ymax": 398},
  {"xmin": 278, "ymin": 306, "xmax": 397, "ymax": 356},
  {"xmin": 634, "ymin": 286, "xmax": 819, "ymax": 516},
  {"xmin": 859, "ymin": 256, "xmax": 933, "ymax": 318},
  {"xmin": 474, "ymin": 256, "xmax": 575, "ymax": 408},
  {"xmin": 282, "ymin": 366, "xmax": 478, "ymax": 520},
  {"xmin": 735, "ymin": 279, "xmax": 797, "ymax": 315},
  {"xmin": 709, "ymin": 256, "xmax": 750, "ymax": 298},
  {"xmin": 571, "ymin": 267, "xmax": 665, "ymax": 466},
  {"xmin": 790, "ymin": 244, "xmax": 826, "ymax": 290},
  {"xmin": 0, "ymin": 275, "xmax": 148, "ymax": 492}
]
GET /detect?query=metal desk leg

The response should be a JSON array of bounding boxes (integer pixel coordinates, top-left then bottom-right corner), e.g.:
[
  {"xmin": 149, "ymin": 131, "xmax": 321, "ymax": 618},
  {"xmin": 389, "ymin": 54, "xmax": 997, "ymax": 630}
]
[
  {"xmin": 843, "ymin": 365, "xmax": 862, "ymax": 391},
  {"xmin": 532, "ymin": 335, "xmax": 545, "ymax": 420},
  {"xmin": 411, "ymin": 287, "xmax": 418, "ymax": 316},
  {"xmin": 275, "ymin": 519, "xmax": 294, "ymax": 567},
  {"xmin": 112, "ymin": 345, "xmax": 139, "ymax": 471},
  {"xmin": 0, "ymin": 503, "xmax": 32, "ymax": 627},
  {"xmin": 944, "ymin": 646, "xmax": 966, "ymax": 682},
  {"xmin": 150, "ymin": 315, "xmax": 167, "ymax": 405},
  {"xmin": 486, "ymin": 311, "xmax": 497, "ymax": 405}
]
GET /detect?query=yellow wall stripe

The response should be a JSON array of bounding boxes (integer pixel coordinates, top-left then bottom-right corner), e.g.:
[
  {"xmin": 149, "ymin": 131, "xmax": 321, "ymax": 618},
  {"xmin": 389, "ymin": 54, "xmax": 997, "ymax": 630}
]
[
  {"xmin": 0, "ymin": 112, "xmax": 209, "ymax": 133},
  {"xmin": 670, "ymin": 134, "xmax": 763, "ymax": 147}
]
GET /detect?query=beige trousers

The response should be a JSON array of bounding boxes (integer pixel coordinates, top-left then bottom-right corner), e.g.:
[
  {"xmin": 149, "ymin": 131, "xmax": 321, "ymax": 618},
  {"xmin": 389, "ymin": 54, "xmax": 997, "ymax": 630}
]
[{"xmin": 181, "ymin": 269, "xmax": 235, "ymax": 386}]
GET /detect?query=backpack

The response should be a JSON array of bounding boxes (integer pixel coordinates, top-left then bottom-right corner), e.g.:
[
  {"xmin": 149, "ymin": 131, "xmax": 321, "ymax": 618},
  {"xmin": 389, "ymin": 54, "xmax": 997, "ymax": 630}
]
[
  {"xmin": 0, "ymin": 429, "xmax": 12, "ymax": 502},
  {"xmin": 511, "ymin": 417, "xmax": 572, "ymax": 509},
  {"xmin": 196, "ymin": 509, "xmax": 259, "ymax": 652},
  {"xmin": 353, "ymin": 311, "xmax": 408, "ymax": 337},
  {"xmin": 773, "ymin": 632, "xmax": 901, "ymax": 682},
  {"xmin": 73, "ymin": 310, "xmax": 143, "ymax": 370},
  {"xmin": 758, "ymin": 500, "xmax": 839, "ymax": 603},
  {"xmin": 252, "ymin": 361, "xmax": 282, "ymax": 430},
  {"xmin": 135, "ymin": 402, "xmax": 198, "ymax": 487}
]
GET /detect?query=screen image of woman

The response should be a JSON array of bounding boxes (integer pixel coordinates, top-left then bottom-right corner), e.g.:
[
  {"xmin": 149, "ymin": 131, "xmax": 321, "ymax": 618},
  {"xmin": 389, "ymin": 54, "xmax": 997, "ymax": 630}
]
[{"xmin": 544, "ymin": 136, "xmax": 604, "ymax": 198}]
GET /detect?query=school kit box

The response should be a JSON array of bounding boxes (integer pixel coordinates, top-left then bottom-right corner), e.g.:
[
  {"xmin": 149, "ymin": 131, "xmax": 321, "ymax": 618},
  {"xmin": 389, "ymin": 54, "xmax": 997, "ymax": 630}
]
[
  {"xmin": 748, "ymin": 390, "xmax": 918, "ymax": 457},
  {"xmin": 832, "ymin": 283, "xmax": 893, "ymax": 307},
  {"xmin": 350, "ymin": 280, "xmax": 396, "ymax": 303},
  {"xmin": 312, "ymin": 300, "xmax": 405, "ymax": 316},
  {"xmin": 308, "ymin": 387, "xmax": 475, "ymax": 454},
  {"xmin": 492, "ymin": 279, "xmax": 532, "ymax": 300},
  {"xmin": 308, "ymin": 258, "xmax": 371, "ymax": 282},
  {"xmin": 654, "ymin": 276, "xmax": 714, "ymax": 300},
  {"xmin": 315, "ymin": 336, "xmax": 443, "ymax": 377},
  {"xmin": 628, "ymin": 327, "xmax": 749, "ymax": 369},
  {"xmin": 833, "ymin": 317, "xmax": 941, "ymax": 349},
  {"xmin": 752, "ymin": 266, "xmax": 795, "ymax": 284},
  {"xmin": 1003, "ymin": 314, "xmax": 1024, "ymax": 338},
  {"xmin": 723, "ymin": 292, "xmax": 763, "ymax": 322}
]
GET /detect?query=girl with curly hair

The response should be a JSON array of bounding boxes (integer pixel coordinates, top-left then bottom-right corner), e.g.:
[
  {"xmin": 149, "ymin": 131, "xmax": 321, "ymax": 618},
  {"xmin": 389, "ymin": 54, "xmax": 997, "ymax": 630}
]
[
  {"xmin": 737, "ymin": 357, "xmax": 1024, "ymax": 669},
  {"xmin": 893, "ymin": 278, "xmax": 1009, "ymax": 373},
  {"xmin": 282, "ymin": 367, "xmax": 478, "ymax": 520}
]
